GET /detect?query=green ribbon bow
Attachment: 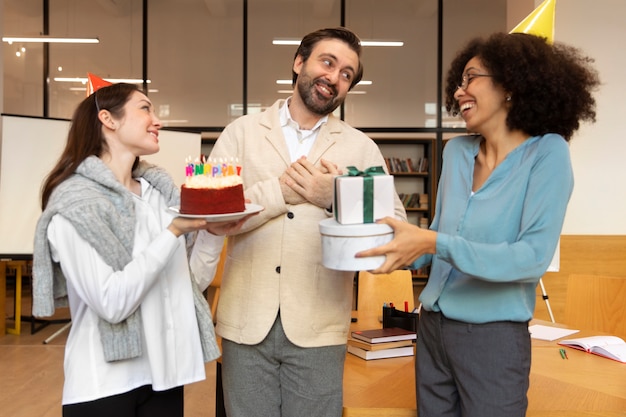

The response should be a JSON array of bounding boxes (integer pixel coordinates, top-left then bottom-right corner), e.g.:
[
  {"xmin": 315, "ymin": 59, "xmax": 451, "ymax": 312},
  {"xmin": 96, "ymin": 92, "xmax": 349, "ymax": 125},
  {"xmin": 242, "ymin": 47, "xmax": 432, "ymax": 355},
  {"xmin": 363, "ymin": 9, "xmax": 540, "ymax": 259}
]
[{"xmin": 337, "ymin": 166, "xmax": 386, "ymax": 223}]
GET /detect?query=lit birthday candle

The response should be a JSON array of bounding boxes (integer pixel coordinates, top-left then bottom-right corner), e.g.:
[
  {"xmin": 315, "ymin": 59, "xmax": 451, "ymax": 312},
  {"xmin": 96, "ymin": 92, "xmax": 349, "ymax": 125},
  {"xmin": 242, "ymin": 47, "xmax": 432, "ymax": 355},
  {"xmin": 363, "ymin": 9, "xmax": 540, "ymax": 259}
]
[
  {"xmin": 185, "ymin": 156, "xmax": 193, "ymax": 177},
  {"xmin": 202, "ymin": 155, "xmax": 210, "ymax": 175},
  {"xmin": 194, "ymin": 157, "xmax": 203, "ymax": 175},
  {"xmin": 212, "ymin": 158, "xmax": 220, "ymax": 177},
  {"xmin": 227, "ymin": 157, "xmax": 235, "ymax": 176}
]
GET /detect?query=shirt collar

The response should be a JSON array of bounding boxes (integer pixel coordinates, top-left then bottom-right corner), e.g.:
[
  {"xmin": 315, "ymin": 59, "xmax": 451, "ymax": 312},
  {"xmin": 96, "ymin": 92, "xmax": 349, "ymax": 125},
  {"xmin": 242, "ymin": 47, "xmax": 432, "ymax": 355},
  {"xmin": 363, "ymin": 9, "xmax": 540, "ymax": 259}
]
[{"xmin": 279, "ymin": 97, "xmax": 328, "ymax": 132}]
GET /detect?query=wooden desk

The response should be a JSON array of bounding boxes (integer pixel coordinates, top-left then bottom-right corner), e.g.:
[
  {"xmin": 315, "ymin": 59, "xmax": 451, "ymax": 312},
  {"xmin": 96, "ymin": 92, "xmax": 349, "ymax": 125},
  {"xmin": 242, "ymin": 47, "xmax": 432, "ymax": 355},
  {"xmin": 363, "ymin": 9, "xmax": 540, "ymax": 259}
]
[
  {"xmin": 344, "ymin": 349, "xmax": 415, "ymax": 409},
  {"xmin": 215, "ymin": 316, "xmax": 626, "ymax": 415},
  {"xmin": 343, "ymin": 317, "xmax": 626, "ymax": 415},
  {"xmin": 344, "ymin": 313, "xmax": 415, "ymax": 409}
]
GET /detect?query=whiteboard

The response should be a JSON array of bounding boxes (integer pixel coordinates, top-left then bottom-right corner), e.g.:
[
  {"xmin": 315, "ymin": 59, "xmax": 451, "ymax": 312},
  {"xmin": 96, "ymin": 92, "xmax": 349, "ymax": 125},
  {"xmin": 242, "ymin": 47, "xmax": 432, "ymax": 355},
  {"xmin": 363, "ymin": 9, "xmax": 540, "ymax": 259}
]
[{"xmin": 0, "ymin": 115, "xmax": 200, "ymax": 256}]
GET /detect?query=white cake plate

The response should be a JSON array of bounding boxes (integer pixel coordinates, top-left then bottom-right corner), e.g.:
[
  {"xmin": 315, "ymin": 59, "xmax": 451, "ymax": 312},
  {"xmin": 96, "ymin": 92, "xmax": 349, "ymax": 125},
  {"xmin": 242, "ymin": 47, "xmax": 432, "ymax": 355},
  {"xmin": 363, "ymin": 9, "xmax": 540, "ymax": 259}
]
[{"xmin": 167, "ymin": 203, "xmax": 263, "ymax": 222}]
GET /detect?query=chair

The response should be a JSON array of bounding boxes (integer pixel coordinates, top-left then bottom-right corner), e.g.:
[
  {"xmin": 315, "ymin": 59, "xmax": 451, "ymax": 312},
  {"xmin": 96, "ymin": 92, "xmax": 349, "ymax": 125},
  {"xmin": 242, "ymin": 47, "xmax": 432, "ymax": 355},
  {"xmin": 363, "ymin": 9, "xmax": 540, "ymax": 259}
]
[
  {"xmin": 207, "ymin": 239, "xmax": 228, "ymax": 321},
  {"xmin": 356, "ymin": 270, "xmax": 415, "ymax": 322},
  {"xmin": 564, "ymin": 274, "xmax": 626, "ymax": 340},
  {"xmin": 342, "ymin": 407, "xmax": 417, "ymax": 417}
]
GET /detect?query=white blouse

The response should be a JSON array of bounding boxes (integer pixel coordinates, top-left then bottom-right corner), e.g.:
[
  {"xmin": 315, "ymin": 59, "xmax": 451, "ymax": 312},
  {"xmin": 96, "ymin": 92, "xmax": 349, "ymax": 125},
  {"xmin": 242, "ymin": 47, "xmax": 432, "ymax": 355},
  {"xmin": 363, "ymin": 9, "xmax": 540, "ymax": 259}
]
[{"xmin": 47, "ymin": 178, "xmax": 224, "ymax": 405}]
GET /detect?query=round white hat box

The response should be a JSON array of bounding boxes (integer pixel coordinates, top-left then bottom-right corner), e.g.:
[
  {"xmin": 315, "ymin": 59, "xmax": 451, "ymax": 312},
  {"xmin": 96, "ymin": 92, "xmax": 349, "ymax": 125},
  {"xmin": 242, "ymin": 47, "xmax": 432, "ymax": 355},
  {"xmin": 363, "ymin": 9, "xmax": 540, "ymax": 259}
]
[{"xmin": 319, "ymin": 218, "xmax": 393, "ymax": 271}]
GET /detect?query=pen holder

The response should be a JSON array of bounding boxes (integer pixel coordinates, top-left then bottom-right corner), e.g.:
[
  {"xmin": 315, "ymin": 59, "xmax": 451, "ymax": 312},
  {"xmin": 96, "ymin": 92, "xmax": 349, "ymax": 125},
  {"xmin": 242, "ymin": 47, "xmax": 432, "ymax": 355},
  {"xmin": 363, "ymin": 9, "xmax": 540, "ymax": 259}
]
[{"xmin": 382, "ymin": 306, "xmax": 418, "ymax": 333}]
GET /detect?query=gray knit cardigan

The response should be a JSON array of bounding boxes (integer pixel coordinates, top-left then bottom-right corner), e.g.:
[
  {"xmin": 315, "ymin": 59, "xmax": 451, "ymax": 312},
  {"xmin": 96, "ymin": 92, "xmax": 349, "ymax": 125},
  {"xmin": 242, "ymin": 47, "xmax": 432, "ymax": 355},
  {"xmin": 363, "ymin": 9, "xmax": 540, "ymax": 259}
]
[{"xmin": 32, "ymin": 156, "xmax": 220, "ymax": 363}]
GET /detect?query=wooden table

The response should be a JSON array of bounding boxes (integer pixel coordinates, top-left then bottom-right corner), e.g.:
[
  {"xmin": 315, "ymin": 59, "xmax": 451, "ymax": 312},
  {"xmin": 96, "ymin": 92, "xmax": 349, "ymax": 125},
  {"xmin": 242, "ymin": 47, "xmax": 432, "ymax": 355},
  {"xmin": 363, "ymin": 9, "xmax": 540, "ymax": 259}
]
[
  {"xmin": 343, "ymin": 316, "xmax": 626, "ymax": 415},
  {"xmin": 215, "ymin": 315, "xmax": 626, "ymax": 416}
]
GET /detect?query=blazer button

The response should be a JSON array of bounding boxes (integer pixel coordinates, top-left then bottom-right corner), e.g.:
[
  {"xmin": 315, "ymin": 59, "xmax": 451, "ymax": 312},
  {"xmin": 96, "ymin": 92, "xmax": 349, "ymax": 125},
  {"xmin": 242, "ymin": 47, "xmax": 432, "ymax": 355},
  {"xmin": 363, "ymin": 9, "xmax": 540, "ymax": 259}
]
[
  {"xmin": 275, "ymin": 266, "xmax": 281, "ymax": 273},
  {"xmin": 287, "ymin": 212, "xmax": 294, "ymax": 219}
]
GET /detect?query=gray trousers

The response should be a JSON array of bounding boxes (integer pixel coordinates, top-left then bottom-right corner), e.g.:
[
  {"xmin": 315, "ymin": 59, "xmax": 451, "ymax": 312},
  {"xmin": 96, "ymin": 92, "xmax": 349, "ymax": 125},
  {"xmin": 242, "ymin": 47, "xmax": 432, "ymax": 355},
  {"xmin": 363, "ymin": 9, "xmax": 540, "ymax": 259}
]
[
  {"xmin": 221, "ymin": 314, "xmax": 346, "ymax": 417},
  {"xmin": 417, "ymin": 309, "xmax": 531, "ymax": 417}
]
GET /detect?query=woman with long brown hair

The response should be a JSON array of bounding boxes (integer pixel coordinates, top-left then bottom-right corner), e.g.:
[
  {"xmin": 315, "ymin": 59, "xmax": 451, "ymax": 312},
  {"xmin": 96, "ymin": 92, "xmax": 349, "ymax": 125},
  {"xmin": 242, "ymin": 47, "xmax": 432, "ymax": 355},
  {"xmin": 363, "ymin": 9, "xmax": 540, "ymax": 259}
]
[{"xmin": 33, "ymin": 83, "xmax": 250, "ymax": 417}]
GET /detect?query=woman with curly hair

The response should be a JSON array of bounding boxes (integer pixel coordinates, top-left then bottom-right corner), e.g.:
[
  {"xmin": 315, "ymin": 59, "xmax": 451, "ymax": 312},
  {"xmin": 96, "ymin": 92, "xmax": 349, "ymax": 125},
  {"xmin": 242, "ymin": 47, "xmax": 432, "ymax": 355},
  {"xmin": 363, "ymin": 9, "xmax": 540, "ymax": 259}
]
[{"xmin": 357, "ymin": 32, "xmax": 600, "ymax": 416}]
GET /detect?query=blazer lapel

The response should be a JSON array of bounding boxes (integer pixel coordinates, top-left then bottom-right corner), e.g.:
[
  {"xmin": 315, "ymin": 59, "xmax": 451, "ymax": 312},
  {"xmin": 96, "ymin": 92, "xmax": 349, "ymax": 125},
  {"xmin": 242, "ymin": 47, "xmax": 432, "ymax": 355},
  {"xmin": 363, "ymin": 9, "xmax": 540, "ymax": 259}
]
[
  {"xmin": 307, "ymin": 116, "xmax": 341, "ymax": 164},
  {"xmin": 259, "ymin": 100, "xmax": 292, "ymax": 166},
  {"xmin": 265, "ymin": 126, "xmax": 292, "ymax": 166}
]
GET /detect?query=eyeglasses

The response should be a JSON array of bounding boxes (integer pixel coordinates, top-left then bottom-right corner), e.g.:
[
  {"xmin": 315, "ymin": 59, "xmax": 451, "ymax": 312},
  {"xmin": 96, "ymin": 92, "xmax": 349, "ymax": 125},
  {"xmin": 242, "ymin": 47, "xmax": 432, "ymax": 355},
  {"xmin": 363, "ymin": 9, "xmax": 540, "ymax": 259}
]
[{"xmin": 457, "ymin": 73, "xmax": 492, "ymax": 90}]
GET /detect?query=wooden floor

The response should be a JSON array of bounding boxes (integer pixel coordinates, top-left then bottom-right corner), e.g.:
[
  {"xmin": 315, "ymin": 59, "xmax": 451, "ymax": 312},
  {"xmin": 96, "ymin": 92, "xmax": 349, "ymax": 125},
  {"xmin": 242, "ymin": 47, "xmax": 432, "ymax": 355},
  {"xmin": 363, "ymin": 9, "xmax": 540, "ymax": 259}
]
[
  {"xmin": 1, "ymin": 287, "xmax": 218, "ymax": 417},
  {"xmin": 4, "ymin": 234, "xmax": 624, "ymax": 416},
  {"xmin": 0, "ymin": 275, "xmax": 557, "ymax": 417}
]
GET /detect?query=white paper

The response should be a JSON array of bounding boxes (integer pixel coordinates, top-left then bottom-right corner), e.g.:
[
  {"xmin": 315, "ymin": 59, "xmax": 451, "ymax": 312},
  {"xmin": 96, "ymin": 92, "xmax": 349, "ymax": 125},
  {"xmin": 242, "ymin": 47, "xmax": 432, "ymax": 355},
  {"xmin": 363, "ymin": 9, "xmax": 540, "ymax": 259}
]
[{"xmin": 529, "ymin": 324, "xmax": 579, "ymax": 341}]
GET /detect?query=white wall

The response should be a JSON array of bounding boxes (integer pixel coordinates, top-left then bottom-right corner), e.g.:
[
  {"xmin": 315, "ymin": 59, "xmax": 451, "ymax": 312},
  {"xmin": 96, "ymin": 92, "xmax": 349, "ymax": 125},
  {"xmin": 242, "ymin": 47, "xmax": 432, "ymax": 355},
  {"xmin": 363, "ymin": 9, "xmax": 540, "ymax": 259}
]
[
  {"xmin": 554, "ymin": 0, "xmax": 626, "ymax": 234},
  {"xmin": 0, "ymin": 116, "xmax": 200, "ymax": 255}
]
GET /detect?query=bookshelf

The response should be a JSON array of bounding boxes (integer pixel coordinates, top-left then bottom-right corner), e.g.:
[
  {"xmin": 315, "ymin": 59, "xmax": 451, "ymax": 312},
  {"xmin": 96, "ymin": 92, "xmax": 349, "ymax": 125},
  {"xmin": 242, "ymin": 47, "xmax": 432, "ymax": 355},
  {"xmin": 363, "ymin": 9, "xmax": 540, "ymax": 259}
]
[
  {"xmin": 369, "ymin": 134, "xmax": 436, "ymax": 281},
  {"xmin": 369, "ymin": 135, "xmax": 435, "ymax": 225}
]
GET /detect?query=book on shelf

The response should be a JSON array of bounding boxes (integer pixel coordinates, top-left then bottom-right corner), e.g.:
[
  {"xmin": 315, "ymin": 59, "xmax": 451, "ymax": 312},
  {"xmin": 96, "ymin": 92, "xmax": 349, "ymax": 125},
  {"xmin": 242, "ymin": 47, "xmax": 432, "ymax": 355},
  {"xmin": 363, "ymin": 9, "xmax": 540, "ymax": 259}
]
[
  {"xmin": 347, "ymin": 337, "xmax": 414, "ymax": 351},
  {"xmin": 417, "ymin": 157, "xmax": 428, "ymax": 172},
  {"xmin": 398, "ymin": 193, "xmax": 420, "ymax": 209},
  {"xmin": 558, "ymin": 335, "xmax": 626, "ymax": 363},
  {"xmin": 347, "ymin": 344, "xmax": 414, "ymax": 361},
  {"xmin": 351, "ymin": 327, "xmax": 417, "ymax": 344},
  {"xmin": 384, "ymin": 156, "xmax": 425, "ymax": 173},
  {"xmin": 407, "ymin": 193, "xmax": 420, "ymax": 208},
  {"xmin": 406, "ymin": 158, "xmax": 415, "ymax": 172}
]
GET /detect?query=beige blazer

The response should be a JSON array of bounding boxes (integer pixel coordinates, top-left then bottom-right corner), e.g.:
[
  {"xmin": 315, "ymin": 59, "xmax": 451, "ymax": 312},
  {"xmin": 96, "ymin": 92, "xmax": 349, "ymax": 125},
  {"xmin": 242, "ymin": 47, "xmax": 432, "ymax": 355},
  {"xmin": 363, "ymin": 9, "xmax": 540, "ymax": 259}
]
[{"xmin": 211, "ymin": 100, "xmax": 407, "ymax": 347}]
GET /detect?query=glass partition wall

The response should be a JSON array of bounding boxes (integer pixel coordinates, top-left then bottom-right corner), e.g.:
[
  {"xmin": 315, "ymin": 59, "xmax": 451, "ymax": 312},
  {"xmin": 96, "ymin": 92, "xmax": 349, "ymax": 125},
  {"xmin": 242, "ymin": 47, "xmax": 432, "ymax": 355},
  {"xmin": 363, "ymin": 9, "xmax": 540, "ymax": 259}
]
[{"xmin": 3, "ymin": 0, "xmax": 519, "ymax": 131}]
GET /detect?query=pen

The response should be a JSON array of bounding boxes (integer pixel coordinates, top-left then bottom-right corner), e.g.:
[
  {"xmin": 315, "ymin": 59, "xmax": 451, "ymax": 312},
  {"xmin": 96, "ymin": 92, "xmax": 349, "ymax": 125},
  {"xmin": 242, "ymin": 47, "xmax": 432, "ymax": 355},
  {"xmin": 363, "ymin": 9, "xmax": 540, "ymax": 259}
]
[{"xmin": 559, "ymin": 348, "xmax": 568, "ymax": 360}]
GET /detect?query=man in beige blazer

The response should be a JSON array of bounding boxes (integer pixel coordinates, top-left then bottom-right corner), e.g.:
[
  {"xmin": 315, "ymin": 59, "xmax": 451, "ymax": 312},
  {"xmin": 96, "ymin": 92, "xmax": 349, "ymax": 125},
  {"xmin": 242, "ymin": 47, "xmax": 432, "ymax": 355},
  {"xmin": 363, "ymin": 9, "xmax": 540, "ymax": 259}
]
[{"xmin": 209, "ymin": 27, "xmax": 407, "ymax": 417}]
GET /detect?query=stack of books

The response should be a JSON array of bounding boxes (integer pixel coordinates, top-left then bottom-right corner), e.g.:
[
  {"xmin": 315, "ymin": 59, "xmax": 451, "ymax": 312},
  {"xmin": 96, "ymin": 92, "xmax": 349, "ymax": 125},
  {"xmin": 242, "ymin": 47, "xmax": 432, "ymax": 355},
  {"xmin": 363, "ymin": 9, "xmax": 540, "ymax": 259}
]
[{"xmin": 348, "ymin": 327, "xmax": 416, "ymax": 360}]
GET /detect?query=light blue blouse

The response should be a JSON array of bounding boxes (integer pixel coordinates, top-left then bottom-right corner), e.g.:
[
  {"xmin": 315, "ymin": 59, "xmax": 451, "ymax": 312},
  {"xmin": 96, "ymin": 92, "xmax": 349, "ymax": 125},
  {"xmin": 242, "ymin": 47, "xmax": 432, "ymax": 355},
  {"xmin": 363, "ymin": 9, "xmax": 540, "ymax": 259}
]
[{"xmin": 414, "ymin": 134, "xmax": 573, "ymax": 323}]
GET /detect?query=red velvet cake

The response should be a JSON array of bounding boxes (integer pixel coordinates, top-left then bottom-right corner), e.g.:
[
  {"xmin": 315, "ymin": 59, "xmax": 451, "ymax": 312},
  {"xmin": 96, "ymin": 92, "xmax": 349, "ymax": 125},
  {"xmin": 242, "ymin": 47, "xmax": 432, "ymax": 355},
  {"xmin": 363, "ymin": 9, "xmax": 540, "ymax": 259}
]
[{"xmin": 180, "ymin": 177, "xmax": 245, "ymax": 215}]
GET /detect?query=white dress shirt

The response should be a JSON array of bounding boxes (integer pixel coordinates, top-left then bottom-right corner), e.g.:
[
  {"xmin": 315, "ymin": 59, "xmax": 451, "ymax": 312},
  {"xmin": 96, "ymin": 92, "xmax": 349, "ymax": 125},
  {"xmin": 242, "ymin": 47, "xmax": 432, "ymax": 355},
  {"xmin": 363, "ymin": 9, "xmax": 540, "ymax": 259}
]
[
  {"xmin": 48, "ymin": 178, "xmax": 224, "ymax": 404},
  {"xmin": 279, "ymin": 98, "xmax": 328, "ymax": 162}
]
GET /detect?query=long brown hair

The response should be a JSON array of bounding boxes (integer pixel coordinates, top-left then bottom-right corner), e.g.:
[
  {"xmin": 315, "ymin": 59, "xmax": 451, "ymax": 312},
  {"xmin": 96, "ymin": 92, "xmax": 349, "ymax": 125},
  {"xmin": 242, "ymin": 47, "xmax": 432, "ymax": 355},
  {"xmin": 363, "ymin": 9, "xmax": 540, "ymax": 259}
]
[{"xmin": 40, "ymin": 83, "xmax": 142, "ymax": 209}]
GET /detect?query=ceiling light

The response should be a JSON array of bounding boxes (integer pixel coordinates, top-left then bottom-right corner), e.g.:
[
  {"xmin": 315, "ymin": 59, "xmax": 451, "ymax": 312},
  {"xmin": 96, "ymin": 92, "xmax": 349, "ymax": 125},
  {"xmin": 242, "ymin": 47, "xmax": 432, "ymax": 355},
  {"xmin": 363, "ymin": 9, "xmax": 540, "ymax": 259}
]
[
  {"xmin": 276, "ymin": 79, "xmax": 372, "ymax": 86},
  {"xmin": 68, "ymin": 87, "xmax": 159, "ymax": 93},
  {"xmin": 277, "ymin": 89, "xmax": 366, "ymax": 95},
  {"xmin": 361, "ymin": 41, "xmax": 404, "ymax": 47},
  {"xmin": 3, "ymin": 36, "xmax": 99, "ymax": 44},
  {"xmin": 272, "ymin": 39, "xmax": 403, "ymax": 47},
  {"xmin": 54, "ymin": 77, "xmax": 151, "ymax": 84}
]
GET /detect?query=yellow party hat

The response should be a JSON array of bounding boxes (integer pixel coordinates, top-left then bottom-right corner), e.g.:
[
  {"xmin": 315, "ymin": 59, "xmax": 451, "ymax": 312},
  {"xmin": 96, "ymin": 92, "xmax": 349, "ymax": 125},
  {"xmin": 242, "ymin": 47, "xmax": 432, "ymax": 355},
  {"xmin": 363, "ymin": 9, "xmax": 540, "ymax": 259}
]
[{"xmin": 510, "ymin": 0, "xmax": 556, "ymax": 44}]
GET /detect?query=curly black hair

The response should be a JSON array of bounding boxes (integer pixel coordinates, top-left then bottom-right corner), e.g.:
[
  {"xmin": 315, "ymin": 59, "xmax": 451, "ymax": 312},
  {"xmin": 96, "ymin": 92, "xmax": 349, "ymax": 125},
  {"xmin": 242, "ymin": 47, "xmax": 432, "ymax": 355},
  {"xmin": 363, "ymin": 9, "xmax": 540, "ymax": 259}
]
[{"xmin": 444, "ymin": 32, "xmax": 600, "ymax": 141}]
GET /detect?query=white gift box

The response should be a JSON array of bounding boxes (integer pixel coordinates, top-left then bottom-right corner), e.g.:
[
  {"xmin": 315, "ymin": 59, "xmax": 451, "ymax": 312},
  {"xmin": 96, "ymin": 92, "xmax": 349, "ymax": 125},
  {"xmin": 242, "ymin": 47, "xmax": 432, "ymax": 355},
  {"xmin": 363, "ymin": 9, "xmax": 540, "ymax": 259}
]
[
  {"xmin": 334, "ymin": 174, "xmax": 395, "ymax": 224},
  {"xmin": 319, "ymin": 218, "xmax": 393, "ymax": 271}
]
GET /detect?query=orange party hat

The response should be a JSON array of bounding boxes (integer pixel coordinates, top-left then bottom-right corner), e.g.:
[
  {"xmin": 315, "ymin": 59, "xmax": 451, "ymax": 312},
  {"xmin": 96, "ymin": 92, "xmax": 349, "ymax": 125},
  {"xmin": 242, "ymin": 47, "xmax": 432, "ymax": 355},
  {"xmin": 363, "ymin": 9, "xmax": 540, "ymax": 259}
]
[{"xmin": 86, "ymin": 72, "xmax": 112, "ymax": 96}]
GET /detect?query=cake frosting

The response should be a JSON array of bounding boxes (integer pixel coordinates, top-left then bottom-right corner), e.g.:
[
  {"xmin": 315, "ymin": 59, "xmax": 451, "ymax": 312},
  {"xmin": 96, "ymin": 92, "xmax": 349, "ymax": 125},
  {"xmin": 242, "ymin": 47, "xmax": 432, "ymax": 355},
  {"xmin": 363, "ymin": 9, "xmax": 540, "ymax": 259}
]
[{"xmin": 184, "ymin": 174, "xmax": 243, "ymax": 189}]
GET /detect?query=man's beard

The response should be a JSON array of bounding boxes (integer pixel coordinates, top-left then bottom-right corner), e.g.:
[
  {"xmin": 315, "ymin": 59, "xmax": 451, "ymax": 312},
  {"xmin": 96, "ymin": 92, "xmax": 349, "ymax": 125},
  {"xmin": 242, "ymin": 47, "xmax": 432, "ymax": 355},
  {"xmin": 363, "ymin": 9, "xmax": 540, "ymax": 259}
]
[{"xmin": 296, "ymin": 76, "xmax": 344, "ymax": 116}]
